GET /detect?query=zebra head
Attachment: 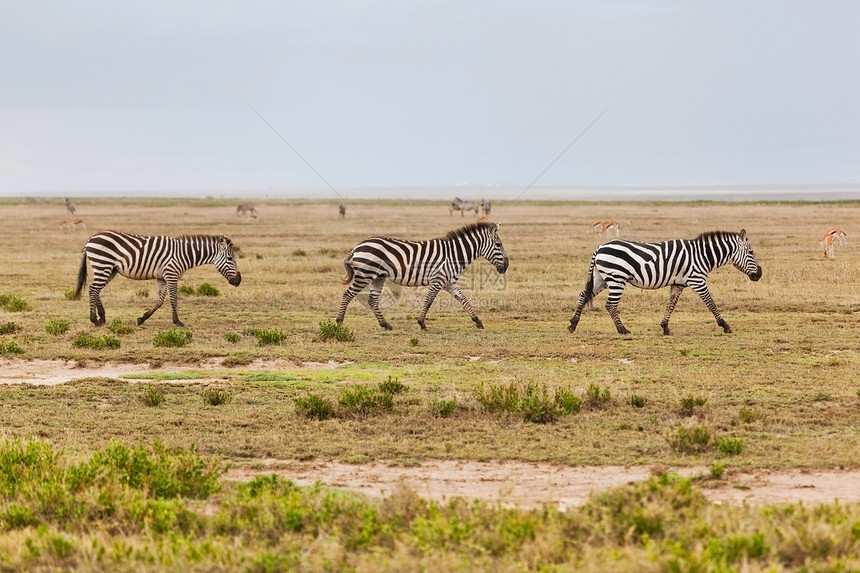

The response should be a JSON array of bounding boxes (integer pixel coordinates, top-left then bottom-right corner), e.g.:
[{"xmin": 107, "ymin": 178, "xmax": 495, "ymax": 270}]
[
  {"xmin": 732, "ymin": 229, "xmax": 762, "ymax": 281},
  {"xmin": 479, "ymin": 222, "xmax": 509, "ymax": 274},
  {"xmin": 214, "ymin": 235, "xmax": 242, "ymax": 286}
]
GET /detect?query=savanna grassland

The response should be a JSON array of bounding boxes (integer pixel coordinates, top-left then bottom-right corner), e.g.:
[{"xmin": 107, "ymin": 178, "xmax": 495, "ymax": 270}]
[{"xmin": 0, "ymin": 196, "xmax": 859, "ymax": 571}]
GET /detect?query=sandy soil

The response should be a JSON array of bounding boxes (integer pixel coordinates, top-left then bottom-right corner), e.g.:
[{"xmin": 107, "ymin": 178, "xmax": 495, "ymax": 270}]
[{"xmin": 2, "ymin": 359, "xmax": 858, "ymax": 509}]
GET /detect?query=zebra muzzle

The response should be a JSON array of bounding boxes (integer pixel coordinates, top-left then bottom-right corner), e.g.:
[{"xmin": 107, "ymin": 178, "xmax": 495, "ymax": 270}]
[
  {"xmin": 749, "ymin": 266, "xmax": 762, "ymax": 281},
  {"xmin": 229, "ymin": 273, "xmax": 242, "ymax": 286},
  {"xmin": 497, "ymin": 257, "xmax": 509, "ymax": 274}
]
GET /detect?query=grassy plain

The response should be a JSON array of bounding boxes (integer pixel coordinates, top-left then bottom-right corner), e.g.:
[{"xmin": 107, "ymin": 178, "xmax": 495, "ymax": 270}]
[{"xmin": 0, "ymin": 197, "xmax": 859, "ymax": 570}]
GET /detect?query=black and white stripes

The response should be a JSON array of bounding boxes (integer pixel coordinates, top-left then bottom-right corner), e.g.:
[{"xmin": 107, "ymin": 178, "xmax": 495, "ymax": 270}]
[
  {"xmin": 336, "ymin": 222, "xmax": 509, "ymax": 330},
  {"xmin": 568, "ymin": 230, "xmax": 762, "ymax": 335},
  {"xmin": 72, "ymin": 231, "xmax": 241, "ymax": 327}
]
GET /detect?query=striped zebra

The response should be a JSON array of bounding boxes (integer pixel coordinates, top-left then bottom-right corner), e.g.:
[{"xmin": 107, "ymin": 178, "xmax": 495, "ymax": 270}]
[
  {"xmin": 336, "ymin": 222, "xmax": 509, "ymax": 330},
  {"xmin": 568, "ymin": 229, "xmax": 762, "ymax": 335},
  {"xmin": 72, "ymin": 231, "xmax": 242, "ymax": 327}
]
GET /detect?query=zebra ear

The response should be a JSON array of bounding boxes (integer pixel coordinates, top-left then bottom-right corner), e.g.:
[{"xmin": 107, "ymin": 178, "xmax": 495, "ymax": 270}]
[{"xmin": 739, "ymin": 229, "xmax": 747, "ymax": 239}]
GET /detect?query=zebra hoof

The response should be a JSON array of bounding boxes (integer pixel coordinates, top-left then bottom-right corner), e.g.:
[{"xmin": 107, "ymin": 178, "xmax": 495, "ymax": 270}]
[
  {"xmin": 136, "ymin": 317, "xmax": 146, "ymax": 326},
  {"xmin": 381, "ymin": 322, "xmax": 393, "ymax": 331},
  {"xmin": 418, "ymin": 321, "xmax": 427, "ymax": 331},
  {"xmin": 474, "ymin": 320, "xmax": 484, "ymax": 329},
  {"xmin": 617, "ymin": 327, "xmax": 631, "ymax": 335}
]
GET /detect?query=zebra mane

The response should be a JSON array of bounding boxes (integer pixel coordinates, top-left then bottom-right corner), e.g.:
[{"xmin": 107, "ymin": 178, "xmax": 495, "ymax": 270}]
[
  {"xmin": 444, "ymin": 222, "xmax": 497, "ymax": 241},
  {"xmin": 693, "ymin": 230, "xmax": 740, "ymax": 242},
  {"xmin": 176, "ymin": 234, "xmax": 233, "ymax": 246}
]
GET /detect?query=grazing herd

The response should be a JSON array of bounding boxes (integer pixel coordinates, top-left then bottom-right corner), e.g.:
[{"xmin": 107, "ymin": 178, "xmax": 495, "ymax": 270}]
[{"xmin": 64, "ymin": 199, "xmax": 845, "ymax": 334}]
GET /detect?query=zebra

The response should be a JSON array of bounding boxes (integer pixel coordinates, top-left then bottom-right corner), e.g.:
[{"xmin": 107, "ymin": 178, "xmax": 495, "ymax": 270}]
[
  {"xmin": 336, "ymin": 221, "xmax": 509, "ymax": 330},
  {"xmin": 568, "ymin": 229, "xmax": 762, "ymax": 335},
  {"xmin": 72, "ymin": 231, "xmax": 242, "ymax": 327}
]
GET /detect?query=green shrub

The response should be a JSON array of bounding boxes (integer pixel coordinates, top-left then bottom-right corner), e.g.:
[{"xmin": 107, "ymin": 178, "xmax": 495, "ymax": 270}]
[
  {"xmin": 0, "ymin": 341, "xmax": 24, "ymax": 355},
  {"xmin": 139, "ymin": 385, "xmax": 165, "ymax": 407},
  {"xmin": 317, "ymin": 248, "xmax": 339, "ymax": 258},
  {"xmin": 409, "ymin": 336, "xmax": 419, "ymax": 347},
  {"xmin": 179, "ymin": 285, "xmax": 196, "ymax": 296},
  {"xmin": 108, "ymin": 318, "xmax": 135, "ymax": 336},
  {"xmin": 738, "ymin": 406, "xmax": 761, "ymax": 423},
  {"xmin": 710, "ymin": 461, "xmax": 727, "ymax": 479},
  {"xmin": 73, "ymin": 333, "xmax": 121, "ymax": 349},
  {"xmin": 153, "ymin": 329, "xmax": 192, "ymax": 348},
  {"xmin": 292, "ymin": 249, "xmax": 306, "ymax": 257},
  {"xmin": 678, "ymin": 395, "xmax": 707, "ymax": 416},
  {"xmin": 431, "ymin": 398, "xmax": 457, "ymax": 418},
  {"xmin": 136, "ymin": 288, "xmax": 150, "ymax": 299},
  {"xmin": 45, "ymin": 319, "xmax": 69, "ymax": 336},
  {"xmin": 0, "ymin": 295, "xmax": 30, "ymax": 312},
  {"xmin": 583, "ymin": 382, "xmax": 612, "ymax": 409},
  {"xmin": 0, "ymin": 321, "xmax": 21, "ymax": 335},
  {"xmin": 668, "ymin": 423, "xmax": 712, "ymax": 454},
  {"xmin": 201, "ymin": 388, "xmax": 232, "ymax": 406},
  {"xmin": 243, "ymin": 328, "xmax": 286, "ymax": 346},
  {"xmin": 294, "ymin": 394, "xmax": 335, "ymax": 421},
  {"xmin": 195, "ymin": 283, "xmax": 220, "ymax": 297},
  {"xmin": 318, "ymin": 320, "xmax": 355, "ymax": 342},
  {"xmin": 474, "ymin": 381, "xmax": 580, "ymax": 423},
  {"xmin": 339, "ymin": 385, "xmax": 394, "ymax": 417},
  {"xmin": 224, "ymin": 332, "xmax": 241, "ymax": 344},
  {"xmin": 378, "ymin": 376, "xmax": 407, "ymax": 395},
  {"xmin": 718, "ymin": 437, "xmax": 744, "ymax": 456},
  {"xmin": 630, "ymin": 394, "xmax": 647, "ymax": 408}
]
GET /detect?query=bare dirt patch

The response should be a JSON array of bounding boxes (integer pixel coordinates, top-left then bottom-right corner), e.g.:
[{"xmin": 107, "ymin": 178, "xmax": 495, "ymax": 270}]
[{"xmin": 227, "ymin": 460, "xmax": 860, "ymax": 509}]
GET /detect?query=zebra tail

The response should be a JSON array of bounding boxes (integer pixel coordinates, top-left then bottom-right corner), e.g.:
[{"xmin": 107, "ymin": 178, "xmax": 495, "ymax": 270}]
[
  {"xmin": 341, "ymin": 255, "xmax": 355, "ymax": 285},
  {"xmin": 72, "ymin": 251, "xmax": 88, "ymax": 300},
  {"xmin": 580, "ymin": 258, "xmax": 597, "ymax": 307}
]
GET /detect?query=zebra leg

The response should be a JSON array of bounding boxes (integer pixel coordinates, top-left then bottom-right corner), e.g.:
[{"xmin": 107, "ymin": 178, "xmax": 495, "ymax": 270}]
[
  {"xmin": 689, "ymin": 280, "xmax": 732, "ymax": 333},
  {"xmin": 167, "ymin": 278, "xmax": 184, "ymax": 327},
  {"xmin": 604, "ymin": 280, "xmax": 631, "ymax": 335},
  {"xmin": 660, "ymin": 285, "xmax": 686, "ymax": 335},
  {"xmin": 569, "ymin": 272, "xmax": 607, "ymax": 333},
  {"xmin": 367, "ymin": 277, "xmax": 392, "ymax": 330},
  {"xmin": 138, "ymin": 279, "xmax": 168, "ymax": 326},
  {"xmin": 88, "ymin": 268, "xmax": 117, "ymax": 326},
  {"xmin": 417, "ymin": 282, "xmax": 444, "ymax": 330},
  {"xmin": 444, "ymin": 282, "xmax": 483, "ymax": 329},
  {"xmin": 336, "ymin": 275, "xmax": 373, "ymax": 324}
]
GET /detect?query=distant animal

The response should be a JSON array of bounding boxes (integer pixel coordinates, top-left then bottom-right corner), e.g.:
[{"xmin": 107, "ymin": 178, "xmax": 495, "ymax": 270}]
[
  {"xmin": 820, "ymin": 228, "xmax": 847, "ymax": 258},
  {"xmin": 568, "ymin": 230, "xmax": 762, "ymax": 335},
  {"xmin": 481, "ymin": 199, "xmax": 492, "ymax": 215},
  {"xmin": 58, "ymin": 219, "xmax": 71, "ymax": 231},
  {"xmin": 449, "ymin": 197, "xmax": 479, "ymax": 216},
  {"xmin": 337, "ymin": 222, "xmax": 509, "ymax": 330},
  {"xmin": 64, "ymin": 198, "xmax": 76, "ymax": 215},
  {"xmin": 590, "ymin": 220, "xmax": 621, "ymax": 237},
  {"xmin": 236, "ymin": 203, "xmax": 257, "ymax": 218},
  {"xmin": 339, "ymin": 203, "xmax": 347, "ymax": 218},
  {"xmin": 72, "ymin": 231, "xmax": 241, "ymax": 327},
  {"xmin": 72, "ymin": 218, "xmax": 87, "ymax": 231},
  {"xmin": 58, "ymin": 218, "xmax": 86, "ymax": 231}
]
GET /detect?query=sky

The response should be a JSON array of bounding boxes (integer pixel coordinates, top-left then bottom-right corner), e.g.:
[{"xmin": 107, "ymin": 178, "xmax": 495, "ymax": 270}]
[{"xmin": 1, "ymin": 1, "xmax": 858, "ymax": 196}]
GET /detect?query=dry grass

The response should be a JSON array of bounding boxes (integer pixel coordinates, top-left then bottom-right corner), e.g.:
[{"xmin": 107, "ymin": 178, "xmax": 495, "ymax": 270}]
[{"xmin": 1, "ymin": 197, "xmax": 859, "ymax": 469}]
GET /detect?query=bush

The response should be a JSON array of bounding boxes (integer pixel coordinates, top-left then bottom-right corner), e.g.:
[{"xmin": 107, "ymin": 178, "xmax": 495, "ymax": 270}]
[
  {"xmin": 179, "ymin": 285, "xmax": 196, "ymax": 296},
  {"xmin": 0, "ymin": 321, "xmax": 21, "ymax": 335},
  {"xmin": 378, "ymin": 376, "xmax": 407, "ymax": 395},
  {"xmin": 318, "ymin": 320, "xmax": 355, "ymax": 342},
  {"xmin": 224, "ymin": 333, "xmax": 241, "ymax": 344},
  {"xmin": 73, "ymin": 333, "xmax": 121, "ymax": 349},
  {"xmin": 45, "ymin": 319, "xmax": 69, "ymax": 336},
  {"xmin": 0, "ymin": 295, "xmax": 30, "ymax": 312},
  {"xmin": 718, "ymin": 437, "xmax": 744, "ymax": 456},
  {"xmin": 201, "ymin": 388, "xmax": 232, "ymax": 406},
  {"xmin": 0, "ymin": 341, "xmax": 23, "ymax": 355},
  {"xmin": 583, "ymin": 382, "xmax": 612, "ymax": 410},
  {"xmin": 292, "ymin": 249, "xmax": 306, "ymax": 257},
  {"xmin": 195, "ymin": 283, "xmax": 220, "ymax": 297},
  {"xmin": 738, "ymin": 406, "xmax": 761, "ymax": 423},
  {"xmin": 630, "ymin": 394, "xmax": 647, "ymax": 408},
  {"xmin": 431, "ymin": 398, "xmax": 457, "ymax": 418},
  {"xmin": 668, "ymin": 423, "xmax": 712, "ymax": 454},
  {"xmin": 108, "ymin": 318, "xmax": 135, "ymax": 336},
  {"xmin": 474, "ymin": 381, "xmax": 580, "ymax": 424},
  {"xmin": 294, "ymin": 394, "xmax": 335, "ymax": 421},
  {"xmin": 317, "ymin": 248, "xmax": 339, "ymax": 258},
  {"xmin": 153, "ymin": 329, "xmax": 192, "ymax": 348},
  {"xmin": 339, "ymin": 385, "xmax": 394, "ymax": 417},
  {"xmin": 140, "ymin": 385, "xmax": 166, "ymax": 407},
  {"xmin": 678, "ymin": 395, "xmax": 707, "ymax": 416},
  {"xmin": 243, "ymin": 328, "xmax": 286, "ymax": 346}
]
